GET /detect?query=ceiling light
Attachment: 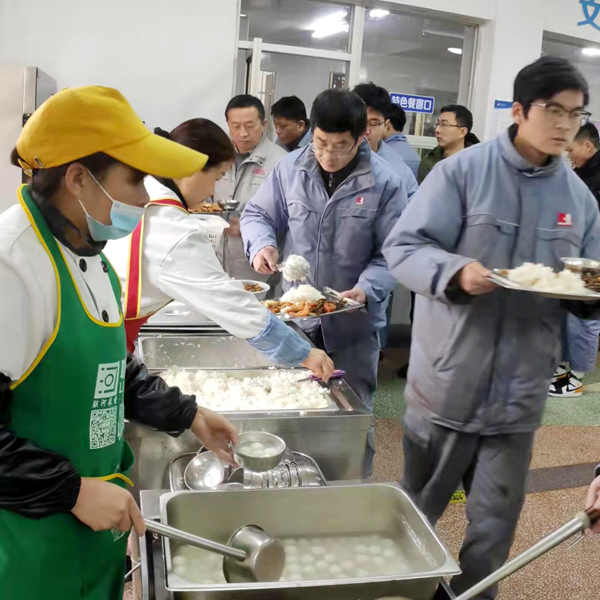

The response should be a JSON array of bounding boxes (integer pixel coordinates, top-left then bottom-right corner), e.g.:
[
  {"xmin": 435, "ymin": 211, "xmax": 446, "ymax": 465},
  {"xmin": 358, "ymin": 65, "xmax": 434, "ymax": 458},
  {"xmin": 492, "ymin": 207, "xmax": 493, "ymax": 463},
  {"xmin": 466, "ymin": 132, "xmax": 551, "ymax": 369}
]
[
  {"xmin": 369, "ymin": 9, "xmax": 390, "ymax": 19},
  {"xmin": 308, "ymin": 10, "xmax": 349, "ymax": 39},
  {"xmin": 240, "ymin": 13, "xmax": 247, "ymax": 18},
  {"xmin": 582, "ymin": 47, "xmax": 600, "ymax": 56},
  {"xmin": 448, "ymin": 47, "xmax": 463, "ymax": 55}
]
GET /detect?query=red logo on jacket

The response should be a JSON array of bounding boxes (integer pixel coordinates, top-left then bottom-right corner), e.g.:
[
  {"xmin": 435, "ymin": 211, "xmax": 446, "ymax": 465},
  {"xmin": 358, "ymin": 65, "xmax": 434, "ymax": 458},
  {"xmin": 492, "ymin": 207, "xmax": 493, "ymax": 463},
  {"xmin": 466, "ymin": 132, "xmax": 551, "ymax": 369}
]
[
  {"xmin": 253, "ymin": 167, "xmax": 266, "ymax": 176},
  {"xmin": 356, "ymin": 197, "xmax": 365, "ymax": 205},
  {"xmin": 557, "ymin": 213, "xmax": 572, "ymax": 227}
]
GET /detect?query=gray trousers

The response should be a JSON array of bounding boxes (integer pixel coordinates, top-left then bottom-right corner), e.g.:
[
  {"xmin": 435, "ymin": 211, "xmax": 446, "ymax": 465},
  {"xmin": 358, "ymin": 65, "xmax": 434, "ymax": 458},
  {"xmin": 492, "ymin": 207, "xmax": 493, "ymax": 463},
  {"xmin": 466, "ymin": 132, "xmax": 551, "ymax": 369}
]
[
  {"xmin": 309, "ymin": 327, "xmax": 379, "ymax": 478},
  {"xmin": 402, "ymin": 424, "xmax": 534, "ymax": 600}
]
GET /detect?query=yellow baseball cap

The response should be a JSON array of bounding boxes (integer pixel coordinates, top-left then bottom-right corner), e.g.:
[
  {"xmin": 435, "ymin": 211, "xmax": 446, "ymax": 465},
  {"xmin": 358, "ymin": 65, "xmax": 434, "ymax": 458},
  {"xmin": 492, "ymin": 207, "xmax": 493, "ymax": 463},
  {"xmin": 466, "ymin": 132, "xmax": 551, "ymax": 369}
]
[{"xmin": 16, "ymin": 86, "xmax": 208, "ymax": 178}]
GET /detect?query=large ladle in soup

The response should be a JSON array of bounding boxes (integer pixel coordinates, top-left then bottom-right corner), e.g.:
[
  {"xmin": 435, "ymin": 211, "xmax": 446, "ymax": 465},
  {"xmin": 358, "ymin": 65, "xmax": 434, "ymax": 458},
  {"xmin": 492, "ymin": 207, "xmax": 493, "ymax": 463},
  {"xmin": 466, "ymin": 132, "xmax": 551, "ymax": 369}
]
[{"xmin": 145, "ymin": 519, "xmax": 285, "ymax": 583}]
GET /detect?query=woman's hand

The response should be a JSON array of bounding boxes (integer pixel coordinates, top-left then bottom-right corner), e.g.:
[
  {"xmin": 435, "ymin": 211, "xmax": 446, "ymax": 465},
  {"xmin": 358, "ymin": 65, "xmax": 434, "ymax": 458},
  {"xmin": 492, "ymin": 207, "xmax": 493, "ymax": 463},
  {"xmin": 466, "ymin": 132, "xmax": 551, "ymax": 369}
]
[
  {"xmin": 191, "ymin": 407, "xmax": 239, "ymax": 465},
  {"xmin": 301, "ymin": 348, "xmax": 335, "ymax": 381},
  {"xmin": 586, "ymin": 475, "xmax": 600, "ymax": 533},
  {"xmin": 72, "ymin": 478, "xmax": 145, "ymax": 536}
]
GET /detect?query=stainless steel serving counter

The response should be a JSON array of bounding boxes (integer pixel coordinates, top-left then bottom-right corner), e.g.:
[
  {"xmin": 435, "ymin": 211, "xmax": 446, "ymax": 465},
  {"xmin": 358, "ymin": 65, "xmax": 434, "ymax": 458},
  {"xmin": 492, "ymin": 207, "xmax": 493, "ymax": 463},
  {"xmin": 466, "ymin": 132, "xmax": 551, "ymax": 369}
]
[
  {"xmin": 139, "ymin": 486, "xmax": 459, "ymax": 600},
  {"xmin": 126, "ymin": 333, "xmax": 372, "ymax": 497}
]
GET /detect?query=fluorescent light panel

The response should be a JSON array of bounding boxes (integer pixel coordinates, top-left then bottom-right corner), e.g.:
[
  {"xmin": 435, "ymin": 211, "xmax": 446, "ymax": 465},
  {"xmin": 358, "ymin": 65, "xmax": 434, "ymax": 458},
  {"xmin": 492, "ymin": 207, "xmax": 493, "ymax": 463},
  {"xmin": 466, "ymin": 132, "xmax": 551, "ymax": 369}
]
[
  {"xmin": 448, "ymin": 47, "xmax": 463, "ymax": 55},
  {"xmin": 308, "ymin": 9, "xmax": 349, "ymax": 39}
]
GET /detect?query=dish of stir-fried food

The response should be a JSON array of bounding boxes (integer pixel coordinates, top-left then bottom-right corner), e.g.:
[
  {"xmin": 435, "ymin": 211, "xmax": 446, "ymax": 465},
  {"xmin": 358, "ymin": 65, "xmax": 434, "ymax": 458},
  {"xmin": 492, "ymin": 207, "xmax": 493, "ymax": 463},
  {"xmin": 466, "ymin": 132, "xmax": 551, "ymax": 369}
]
[
  {"xmin": 244, "ymin": 283, "xmax": 263, "ymax": 293},
  {"xmin": 263, "ymin": 298, "xmax": 346, "ymax": 318},
  {"xmin": 189, "ymin": 202, "xmax": 223, "ymax": 214}
]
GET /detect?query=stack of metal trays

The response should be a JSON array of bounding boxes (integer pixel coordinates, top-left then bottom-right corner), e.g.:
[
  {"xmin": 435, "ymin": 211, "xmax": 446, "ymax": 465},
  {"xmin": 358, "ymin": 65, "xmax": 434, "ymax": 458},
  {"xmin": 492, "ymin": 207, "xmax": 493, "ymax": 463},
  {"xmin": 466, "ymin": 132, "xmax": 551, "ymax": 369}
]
[{"xmin": 169, "ymin": 450, "xmax": 327, "ymax": 492}]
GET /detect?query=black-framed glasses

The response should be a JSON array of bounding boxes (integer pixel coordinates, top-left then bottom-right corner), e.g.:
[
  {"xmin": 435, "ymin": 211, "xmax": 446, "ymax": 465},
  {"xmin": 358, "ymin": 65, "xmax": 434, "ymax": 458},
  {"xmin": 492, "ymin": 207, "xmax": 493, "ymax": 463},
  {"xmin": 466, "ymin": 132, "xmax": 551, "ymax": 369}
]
[
  {"xmin": 435, "ymin": 120, "xmax": 465, "ymax": 129},
  {"xmin": 310, "ymin": 140, "xmax": 358, "ymax": 159},
  {"xmin": 367, "ymin": 119, "xmax": 386, "ymax": 129},
  {"xmin": 531, "ymin": 102, "xmax": 592, "ymax": 127}
]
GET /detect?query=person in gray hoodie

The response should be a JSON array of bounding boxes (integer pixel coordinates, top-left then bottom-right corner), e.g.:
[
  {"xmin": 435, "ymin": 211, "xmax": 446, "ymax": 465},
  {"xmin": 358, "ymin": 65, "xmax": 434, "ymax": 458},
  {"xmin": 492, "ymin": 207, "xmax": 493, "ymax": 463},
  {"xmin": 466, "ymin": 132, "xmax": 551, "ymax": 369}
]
[{"xmin": 383, "ymin": 57, "xmax": 600, "ymax": 599}]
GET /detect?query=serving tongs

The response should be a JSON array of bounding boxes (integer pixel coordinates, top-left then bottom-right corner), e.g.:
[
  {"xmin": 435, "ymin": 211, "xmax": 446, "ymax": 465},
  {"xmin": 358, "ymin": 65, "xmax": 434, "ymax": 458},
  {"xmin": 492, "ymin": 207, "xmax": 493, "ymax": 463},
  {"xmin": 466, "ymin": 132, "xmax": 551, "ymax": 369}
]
[
  {"xmin": 293, "ymin": 369, "xmax": 346, "ymax": 386},
  {"xmin": 323, "ymin": 286, "xmax": 362, "ymax": 306}
]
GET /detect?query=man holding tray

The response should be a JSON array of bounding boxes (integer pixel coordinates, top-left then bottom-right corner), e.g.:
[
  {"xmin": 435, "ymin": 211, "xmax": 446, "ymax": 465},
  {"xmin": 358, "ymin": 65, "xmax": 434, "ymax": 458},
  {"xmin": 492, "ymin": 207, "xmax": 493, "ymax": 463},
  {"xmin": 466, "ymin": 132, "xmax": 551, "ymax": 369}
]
[
  {"xmin": 241, "ymin": 89, "xmax": 409, "ymax": 477},
  {"xmin": 383, "ymin": 57, "xmax": 600, "ymax": 598}
]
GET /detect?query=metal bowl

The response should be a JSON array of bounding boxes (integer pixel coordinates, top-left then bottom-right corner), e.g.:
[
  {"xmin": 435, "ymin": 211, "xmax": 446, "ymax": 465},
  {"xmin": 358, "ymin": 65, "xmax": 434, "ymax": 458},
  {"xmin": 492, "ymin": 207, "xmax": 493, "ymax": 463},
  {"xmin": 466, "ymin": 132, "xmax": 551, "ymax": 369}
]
[
  {"xmin": 234, "ymin": 432, "xmax": 286, "ymax": 473},
  {"xmin": 241, "ymin": 280, "xmax": 270, "ymax": 301},
  {"xmin": 183, "ymin": 451, "xmax": 230, "ymax": 490},
  {"xmin": 561, "ymin": 257, "xmax": 600, "ymax": 275},
  {"xmin": 217, "ymin": 199, "xmax": 241, "ymax": 212}
]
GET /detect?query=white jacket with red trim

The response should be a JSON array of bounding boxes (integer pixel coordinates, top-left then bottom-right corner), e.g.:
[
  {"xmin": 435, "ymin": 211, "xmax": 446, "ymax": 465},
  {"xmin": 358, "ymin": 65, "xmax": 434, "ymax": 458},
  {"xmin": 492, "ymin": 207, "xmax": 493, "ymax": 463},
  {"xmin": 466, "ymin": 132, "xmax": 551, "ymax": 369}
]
[{"xmin": 104, "ymin": 177, "xmax": 311, "ymax": 365}]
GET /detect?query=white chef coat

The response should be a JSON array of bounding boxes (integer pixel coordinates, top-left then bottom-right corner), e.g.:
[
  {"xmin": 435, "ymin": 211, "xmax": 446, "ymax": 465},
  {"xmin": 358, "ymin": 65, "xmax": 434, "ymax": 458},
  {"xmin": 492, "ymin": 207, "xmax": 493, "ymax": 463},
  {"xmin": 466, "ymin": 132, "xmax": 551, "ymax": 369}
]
[
  {"xmin": 104, "ymin": 177, "xmax": 268, "ymax": 339},
  {"xmin": 0, "ymin": 202, "xmax": 120, "ymax": 382}
]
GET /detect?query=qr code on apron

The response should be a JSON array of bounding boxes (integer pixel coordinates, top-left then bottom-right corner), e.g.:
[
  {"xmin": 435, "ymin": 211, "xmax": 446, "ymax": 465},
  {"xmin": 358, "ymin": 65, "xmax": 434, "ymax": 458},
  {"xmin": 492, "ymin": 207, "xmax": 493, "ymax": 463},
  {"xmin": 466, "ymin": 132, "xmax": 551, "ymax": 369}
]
[{"xmin": 89, "ymin": 407, "xmax": 117, "ymax": 449}]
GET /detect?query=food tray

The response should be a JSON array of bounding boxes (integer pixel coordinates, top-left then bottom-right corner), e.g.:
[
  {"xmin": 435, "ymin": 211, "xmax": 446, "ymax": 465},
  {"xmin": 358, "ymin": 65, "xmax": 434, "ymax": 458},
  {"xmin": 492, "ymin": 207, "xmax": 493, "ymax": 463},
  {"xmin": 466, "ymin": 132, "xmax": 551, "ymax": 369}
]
[
  {"xmin": 490, "ymin": 269, "xmax": 600, "ymax": 301},
  {"xmin": 263, "ymin": 288, "xmax": 366, "ymax": 322},
  {"xmin": 159, "ymin": 484, "xmax": 460, "ymax": 600},
  {"xmin": 157, "ymin": 368, "xmax": 342, "ymax": 414}
]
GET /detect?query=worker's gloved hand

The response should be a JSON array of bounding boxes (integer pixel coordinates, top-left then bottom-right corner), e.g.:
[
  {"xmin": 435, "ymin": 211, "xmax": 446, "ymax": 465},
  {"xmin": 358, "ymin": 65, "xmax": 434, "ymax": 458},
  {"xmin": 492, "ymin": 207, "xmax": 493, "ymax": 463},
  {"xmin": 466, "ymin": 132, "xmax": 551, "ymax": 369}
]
[
  {"xmin": 301, "ymin": 348, "xmax": 335, "ymax": 382},
  {"xmin": 252, "ymin": 246, "xmax": 279, "ymax": 274},
  {"xmin": 191, "ymin": 407, "xmax": 239, "ymax": 465},
  {"xmin": 586, "ymin": 475, "xmax": 600, "ymax": 533},
  {"xmin": 458, "ymin": 261, "xmax": 497, "ymax": 295},
  {"xmin": 72, "ymin": 478, "xmax": 145, "ymax": 536},
  {"xmin": 338, "ymin": 287, "xmax": 367, "ymax": 305}
]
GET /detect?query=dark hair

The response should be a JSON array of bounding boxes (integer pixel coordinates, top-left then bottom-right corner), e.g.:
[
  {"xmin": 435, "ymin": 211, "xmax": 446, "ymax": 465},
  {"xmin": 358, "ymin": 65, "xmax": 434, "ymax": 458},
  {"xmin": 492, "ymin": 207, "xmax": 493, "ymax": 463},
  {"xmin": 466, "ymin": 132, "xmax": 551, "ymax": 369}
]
[
  {"xmin": 440, "ymin": 104, "xmax": 480, "ymax": 146},
  {"xmin": 440, "ymin": 104, "xmax": 474, "ymax": 131},
  {"xmin": 514, "ymin": 56, "xmax": 590, "ymax": 117},
  {"xmin": 271, "ymin": 96, "xmax": 307, "ymax": 123},
  {"xmin": 225, "ymin": 94, "xmax": 265, "ymax": 122},
  {"xmin": 575, "ymin": 122, "xmax": 600, "ymax": 149},
  {"xmin": 10, "ymin": 148, "xmax": 119, "ymax": 200},
  {"xmin": 310, "ymin": 89, "xmax": 367, "ymax": 141},
  {"xmin": 388, "ymin": 104, "xmax": 407, "ymax": 133},
  {"xmin": 155, "ymin": 119, "xmax": 234, "ymax": 169},
  {"xmin": 353, "ymin": 82, "xmax": 392, "ymax": 119}
]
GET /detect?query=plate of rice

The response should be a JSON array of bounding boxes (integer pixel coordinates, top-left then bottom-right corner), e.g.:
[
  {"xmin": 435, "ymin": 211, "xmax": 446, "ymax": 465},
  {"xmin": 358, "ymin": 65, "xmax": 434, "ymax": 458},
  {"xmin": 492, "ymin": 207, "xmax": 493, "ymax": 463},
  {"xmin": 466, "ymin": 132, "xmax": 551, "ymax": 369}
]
[{"xmin": 490, "ymin": 262, "xmax": 600, "ymax": 300}]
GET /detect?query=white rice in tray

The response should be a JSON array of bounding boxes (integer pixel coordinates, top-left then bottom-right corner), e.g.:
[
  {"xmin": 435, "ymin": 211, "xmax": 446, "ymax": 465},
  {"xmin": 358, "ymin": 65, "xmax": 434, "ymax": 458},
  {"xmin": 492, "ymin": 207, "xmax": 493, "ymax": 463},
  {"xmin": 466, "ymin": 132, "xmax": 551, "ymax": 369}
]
[
  {"xmin": 280, "ymin": 284, "xmax": 325, "ymax": 303},
  {"xmin": 506, "ymin": 262, "xmax": 588, "ymax": 294},
  {"xmin": 162, "ymin": 367, "xmax": 330, "ymax": 411}
]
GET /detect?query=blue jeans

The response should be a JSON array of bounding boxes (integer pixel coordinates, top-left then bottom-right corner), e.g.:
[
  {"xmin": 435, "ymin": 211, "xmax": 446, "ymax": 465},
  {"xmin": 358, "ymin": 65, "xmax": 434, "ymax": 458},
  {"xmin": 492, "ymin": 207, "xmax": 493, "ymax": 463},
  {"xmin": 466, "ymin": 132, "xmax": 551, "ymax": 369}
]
[{"xmin": 561, "ymin": 313, "xmax": 600, "ymax": 373}]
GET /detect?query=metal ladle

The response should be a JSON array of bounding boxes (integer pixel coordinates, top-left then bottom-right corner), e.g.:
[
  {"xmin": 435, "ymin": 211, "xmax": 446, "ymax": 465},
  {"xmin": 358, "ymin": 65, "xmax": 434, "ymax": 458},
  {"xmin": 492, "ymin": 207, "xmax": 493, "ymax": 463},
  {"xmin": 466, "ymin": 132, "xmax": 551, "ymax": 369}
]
[
  {"xmin": 395, "ymin": 508, "xmax": 600, "ymax": 600},
  {"xmin": 144, "ymin": 519, "xmax": 285, "ymax": 583}
]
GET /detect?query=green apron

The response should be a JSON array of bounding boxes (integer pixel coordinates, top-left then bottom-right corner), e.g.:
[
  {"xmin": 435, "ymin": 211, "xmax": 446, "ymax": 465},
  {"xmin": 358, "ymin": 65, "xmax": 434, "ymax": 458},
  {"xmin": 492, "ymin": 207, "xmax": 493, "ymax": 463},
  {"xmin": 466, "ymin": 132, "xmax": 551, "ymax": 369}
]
[{"xmin": 0, "ymin": 186, "xmax": 135, "ymax": 600}]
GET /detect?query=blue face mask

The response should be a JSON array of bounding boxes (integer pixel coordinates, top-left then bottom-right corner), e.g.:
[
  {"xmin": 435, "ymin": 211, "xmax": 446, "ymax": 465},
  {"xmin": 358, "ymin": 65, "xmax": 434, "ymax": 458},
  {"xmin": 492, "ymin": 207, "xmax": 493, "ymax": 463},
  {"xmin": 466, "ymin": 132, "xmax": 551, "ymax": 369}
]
[{"xmin": 80, "ymin": 169, "xmax": 146, "ymax": 241}]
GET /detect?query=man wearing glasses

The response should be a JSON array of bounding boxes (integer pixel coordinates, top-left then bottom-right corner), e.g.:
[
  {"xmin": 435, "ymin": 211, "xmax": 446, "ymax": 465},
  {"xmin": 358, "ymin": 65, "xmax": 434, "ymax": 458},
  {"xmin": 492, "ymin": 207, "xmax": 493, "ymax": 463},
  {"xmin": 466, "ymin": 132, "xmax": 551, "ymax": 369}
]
[
  {"xmin": 353, "ymin": 83, "xmax": 418, "ymax": 199},
  {"xmin": 241, "ymin": 89, "xmax": 409, "ymax": 477},
  {"xmin": 418, "ymin": 105, "xmax": 480, "ymax": 184},
  {"xmin": 383, "ymin": 57, "xmax": 600, "ymax": 598}
]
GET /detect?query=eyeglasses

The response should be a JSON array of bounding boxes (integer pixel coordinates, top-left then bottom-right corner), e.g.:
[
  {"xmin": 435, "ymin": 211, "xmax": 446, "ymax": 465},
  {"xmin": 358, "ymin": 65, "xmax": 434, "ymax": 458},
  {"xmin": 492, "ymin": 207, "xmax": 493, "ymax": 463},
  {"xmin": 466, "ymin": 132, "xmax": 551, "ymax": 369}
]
[
  {"xmin": 435, "ymin": 120, "xmax": 465, "ymax": 129},
  {"xmin": 367, "ymin": 120, "xmax": 386, "ymax": 129},
  {"xmin": 311, "ymin": 141, "xmax": 358, "ymax": 159},
  {"xmin": 531, "ymin": 102, "xmax": 592, "ymax": 127}
]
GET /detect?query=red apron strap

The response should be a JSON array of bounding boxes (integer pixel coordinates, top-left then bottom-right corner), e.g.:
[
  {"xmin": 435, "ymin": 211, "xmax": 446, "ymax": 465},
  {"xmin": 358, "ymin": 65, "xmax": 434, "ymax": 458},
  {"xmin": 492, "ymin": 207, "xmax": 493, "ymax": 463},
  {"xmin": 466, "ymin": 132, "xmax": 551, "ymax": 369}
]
[
  {"xmin": 124, "ymin": 219, "xmax": 144, "ymax": 319},
  {"xmin": 125, "ymin": 316, "xmax": 151, "ymax": 353}
]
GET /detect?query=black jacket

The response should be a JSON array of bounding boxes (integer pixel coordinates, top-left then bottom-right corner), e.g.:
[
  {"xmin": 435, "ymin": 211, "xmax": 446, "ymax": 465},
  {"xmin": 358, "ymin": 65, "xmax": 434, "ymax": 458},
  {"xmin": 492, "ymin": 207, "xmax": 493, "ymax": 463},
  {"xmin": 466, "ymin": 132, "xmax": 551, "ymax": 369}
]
[
  {"xmin": 575, "ymin": 150, "xmax": 600, "ymax": 205},
  {"xmin": 0, "ymin": 354, "xmax": 197, "ymax": 519}
]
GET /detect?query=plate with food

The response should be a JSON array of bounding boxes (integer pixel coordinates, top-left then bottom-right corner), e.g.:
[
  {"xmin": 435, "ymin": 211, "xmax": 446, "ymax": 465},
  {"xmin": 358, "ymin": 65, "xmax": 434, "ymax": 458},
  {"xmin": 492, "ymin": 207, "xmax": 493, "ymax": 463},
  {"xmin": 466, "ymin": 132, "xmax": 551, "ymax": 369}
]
[
  {"xmin": 241, "ymin": 280, "xmax": 270, "ymax": 301},
  {"xmin": 261, "ymin": 284, "xmax": 365, "ymax": 321},
  {"xmin": 489, "ymin": 262, "xmax": 600, "ymax": 301},
  {"xmin": 189, "ymin": 202, "xmax": 223, "ymax": 214}
]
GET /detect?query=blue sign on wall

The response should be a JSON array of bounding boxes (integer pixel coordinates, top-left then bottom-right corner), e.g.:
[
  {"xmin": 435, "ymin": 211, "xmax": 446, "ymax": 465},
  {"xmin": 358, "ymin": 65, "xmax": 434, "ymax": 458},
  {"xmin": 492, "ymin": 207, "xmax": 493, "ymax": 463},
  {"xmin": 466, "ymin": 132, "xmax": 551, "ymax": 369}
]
[
  {"xmin": 389, "ymin": 93, "xmax": 435, "ymax": 114},
  {"xmin": 579, "ymin": 0, "xmax": 600, "ymax": 31}
]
